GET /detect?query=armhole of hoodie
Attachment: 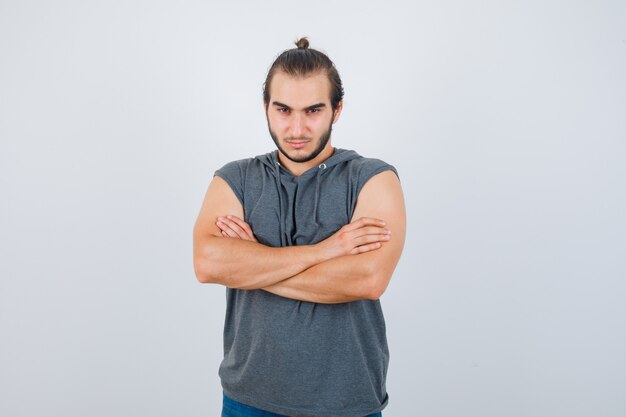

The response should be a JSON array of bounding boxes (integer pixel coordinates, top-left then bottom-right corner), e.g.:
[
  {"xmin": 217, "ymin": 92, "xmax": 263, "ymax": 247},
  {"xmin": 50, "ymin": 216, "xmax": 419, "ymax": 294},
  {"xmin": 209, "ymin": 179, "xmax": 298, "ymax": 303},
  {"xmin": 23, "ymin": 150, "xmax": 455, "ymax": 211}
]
[
  {"xmin": 214, "ymin": 160, "xmax": 246, "ymax": 206},
  {"xmin": 349, "ymin": 159, "xmax": 399, "ymax": 220},
  {"xmin": 355, "ymin": 161, "xmax": 399, "ymax": 199}
]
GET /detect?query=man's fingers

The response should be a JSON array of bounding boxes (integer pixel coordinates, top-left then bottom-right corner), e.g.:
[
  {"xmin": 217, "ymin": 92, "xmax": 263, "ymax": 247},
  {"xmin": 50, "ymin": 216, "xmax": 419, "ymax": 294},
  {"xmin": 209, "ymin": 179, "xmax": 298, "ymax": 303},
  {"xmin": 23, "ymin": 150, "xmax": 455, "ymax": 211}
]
[
  {"xmin": 355, "ymin": 217, "xmax": 386, "ymax": 226},
  {"xmin": 217, "ymin": 215, "xmax": 258, "ymax": 242},
  {"xmin": 338, "ymin": 227, "xmax": 390, "ymax": 248},
  {"xmin": 344, "ymin": 226, "xmax": 390, "ymax": 239},
  {"xmin": 343, "ymin": 217, "xmax": 386, "ymax": 232},
  {"xmin": 217, "ymin": 218, "xmax": 246, "ymax": 239},
  {"xmin": 350, "ymin": 242, "xmax": 383, "ymax": 255},
  {"xmin": 227, "ymin": 215, "xmax": 256, "ymax": 239},
  {"xmin": 218, "ymin": 223, "xmax": 240, "ymax": 238},
  {"xmin": 352, "ymin": 233, "xmax": 391, "ymax": 247},
  {"xmin": 218, "ymin": 216, "xmax": 247, "ymax": 236}
]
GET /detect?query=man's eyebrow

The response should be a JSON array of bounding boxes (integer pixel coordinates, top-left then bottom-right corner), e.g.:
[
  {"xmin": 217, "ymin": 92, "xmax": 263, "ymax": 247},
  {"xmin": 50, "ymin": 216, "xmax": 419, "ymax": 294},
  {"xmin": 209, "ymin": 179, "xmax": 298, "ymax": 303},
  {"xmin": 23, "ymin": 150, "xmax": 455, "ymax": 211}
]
[{"xmin": 271, "ymin": 101, "xmax": 327, "ymax": 111}]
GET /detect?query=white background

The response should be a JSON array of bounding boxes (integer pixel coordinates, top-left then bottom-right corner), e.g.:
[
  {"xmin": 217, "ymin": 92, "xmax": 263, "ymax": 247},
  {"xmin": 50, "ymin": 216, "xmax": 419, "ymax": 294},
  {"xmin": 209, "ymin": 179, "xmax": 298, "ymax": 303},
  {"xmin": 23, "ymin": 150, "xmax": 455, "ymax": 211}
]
[{"xmin": 1, "ymin": 1, "xmax": 625, "ymax": 416}]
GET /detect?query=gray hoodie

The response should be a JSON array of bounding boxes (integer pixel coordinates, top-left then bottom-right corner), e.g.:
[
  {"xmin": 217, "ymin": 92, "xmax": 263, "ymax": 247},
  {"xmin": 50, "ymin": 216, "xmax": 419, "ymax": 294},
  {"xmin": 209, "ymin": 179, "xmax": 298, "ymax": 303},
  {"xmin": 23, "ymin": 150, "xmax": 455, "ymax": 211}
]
[{"xmin": 214, "ymin": 148, "xmax": 398, "ymax": 417}]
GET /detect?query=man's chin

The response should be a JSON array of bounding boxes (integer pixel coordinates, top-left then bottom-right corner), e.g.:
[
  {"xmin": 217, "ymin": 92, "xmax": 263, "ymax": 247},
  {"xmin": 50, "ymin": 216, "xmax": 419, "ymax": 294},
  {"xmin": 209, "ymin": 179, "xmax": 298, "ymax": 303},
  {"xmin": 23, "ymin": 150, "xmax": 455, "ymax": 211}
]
[{"xmin": 278, "ymin": 147, "xmax": 316, "ymax": 163}]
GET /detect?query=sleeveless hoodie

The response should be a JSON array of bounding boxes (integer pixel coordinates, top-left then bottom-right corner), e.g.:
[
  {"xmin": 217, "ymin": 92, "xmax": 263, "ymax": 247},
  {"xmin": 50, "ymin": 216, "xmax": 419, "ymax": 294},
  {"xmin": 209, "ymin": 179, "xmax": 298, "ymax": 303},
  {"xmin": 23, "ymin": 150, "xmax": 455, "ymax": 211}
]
[{"xmin": 214, "ymin": 148, "xmax": 398, "ymax": 417}]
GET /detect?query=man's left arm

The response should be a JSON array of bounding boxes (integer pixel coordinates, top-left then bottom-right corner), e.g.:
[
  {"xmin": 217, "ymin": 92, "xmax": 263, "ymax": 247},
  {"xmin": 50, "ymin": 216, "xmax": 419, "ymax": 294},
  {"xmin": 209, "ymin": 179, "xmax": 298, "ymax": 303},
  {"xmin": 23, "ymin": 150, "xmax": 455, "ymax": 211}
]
[{"xmin": 242, "ymin": 170, "xmax": 406, "ymax": 303}]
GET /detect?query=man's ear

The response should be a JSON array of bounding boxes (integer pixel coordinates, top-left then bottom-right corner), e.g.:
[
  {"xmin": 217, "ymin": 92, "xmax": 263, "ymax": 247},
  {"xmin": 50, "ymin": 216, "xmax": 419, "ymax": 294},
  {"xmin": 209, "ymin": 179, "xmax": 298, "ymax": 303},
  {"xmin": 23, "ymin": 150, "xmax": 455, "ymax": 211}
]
[{"xmin": 332, "ymin": 100, "xmax": 343, "ymax": 124}]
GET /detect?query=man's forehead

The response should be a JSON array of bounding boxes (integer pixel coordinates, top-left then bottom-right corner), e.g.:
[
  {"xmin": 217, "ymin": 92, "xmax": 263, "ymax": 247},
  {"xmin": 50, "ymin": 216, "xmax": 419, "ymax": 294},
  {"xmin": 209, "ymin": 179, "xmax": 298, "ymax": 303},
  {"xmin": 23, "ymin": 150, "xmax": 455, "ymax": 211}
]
[{"xmin": 269, "ymin": 71, "xmax": 332, "ymax": 107}]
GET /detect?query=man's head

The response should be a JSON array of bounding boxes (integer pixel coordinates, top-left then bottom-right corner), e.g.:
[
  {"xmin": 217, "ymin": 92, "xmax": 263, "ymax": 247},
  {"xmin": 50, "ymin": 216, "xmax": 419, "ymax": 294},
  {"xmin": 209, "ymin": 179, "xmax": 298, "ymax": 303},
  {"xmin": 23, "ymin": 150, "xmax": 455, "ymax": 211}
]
[
  {"xmin": 263, "ymin": 38, "xmax": 344, "ymax": 165},
  {"xmin": 263, "ymin": 37, "xmax": 344, "ymax": 112}
]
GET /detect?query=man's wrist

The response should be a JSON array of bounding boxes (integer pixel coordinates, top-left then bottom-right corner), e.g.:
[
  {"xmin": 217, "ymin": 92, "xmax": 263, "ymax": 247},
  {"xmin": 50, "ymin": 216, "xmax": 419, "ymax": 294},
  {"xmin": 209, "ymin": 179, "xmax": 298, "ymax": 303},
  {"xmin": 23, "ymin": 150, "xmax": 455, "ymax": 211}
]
[{"xmin": 308, "ymin": 241, "xmax": 334, "ymax": 266}]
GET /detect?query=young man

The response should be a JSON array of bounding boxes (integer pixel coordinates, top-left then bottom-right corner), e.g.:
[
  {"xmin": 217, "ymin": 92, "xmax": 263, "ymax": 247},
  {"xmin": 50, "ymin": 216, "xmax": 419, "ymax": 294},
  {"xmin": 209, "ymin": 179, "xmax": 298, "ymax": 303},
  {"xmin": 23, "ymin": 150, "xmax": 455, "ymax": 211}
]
[{"xmin": 193, "ymin": 37, "xmax": 406, "ymax": 417}]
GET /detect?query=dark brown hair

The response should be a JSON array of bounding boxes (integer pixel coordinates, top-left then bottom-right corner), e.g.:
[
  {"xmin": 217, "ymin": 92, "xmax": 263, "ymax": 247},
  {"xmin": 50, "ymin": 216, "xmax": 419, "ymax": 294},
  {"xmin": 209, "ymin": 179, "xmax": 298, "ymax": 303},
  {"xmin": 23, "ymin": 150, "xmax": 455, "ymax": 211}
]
[{"xmin": 263, "ymin": 37, "xmax": 344, "ymax": 111}]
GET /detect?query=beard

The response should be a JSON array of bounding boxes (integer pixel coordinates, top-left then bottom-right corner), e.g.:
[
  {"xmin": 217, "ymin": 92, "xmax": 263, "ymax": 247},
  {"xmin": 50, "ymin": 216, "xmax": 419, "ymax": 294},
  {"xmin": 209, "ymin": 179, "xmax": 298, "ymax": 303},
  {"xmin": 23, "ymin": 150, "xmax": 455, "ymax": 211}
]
[{"xmin": 267, "ymin": 118, "xmax": 333, "ymax": 163}]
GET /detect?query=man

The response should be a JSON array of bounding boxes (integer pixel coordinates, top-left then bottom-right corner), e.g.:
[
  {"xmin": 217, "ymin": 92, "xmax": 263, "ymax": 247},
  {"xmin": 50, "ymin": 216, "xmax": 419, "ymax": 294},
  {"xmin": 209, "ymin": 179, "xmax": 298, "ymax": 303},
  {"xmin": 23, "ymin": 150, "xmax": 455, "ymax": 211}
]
[{"xmin": 193, "ymin": 37, "xmax": 406, "ymax": 417}]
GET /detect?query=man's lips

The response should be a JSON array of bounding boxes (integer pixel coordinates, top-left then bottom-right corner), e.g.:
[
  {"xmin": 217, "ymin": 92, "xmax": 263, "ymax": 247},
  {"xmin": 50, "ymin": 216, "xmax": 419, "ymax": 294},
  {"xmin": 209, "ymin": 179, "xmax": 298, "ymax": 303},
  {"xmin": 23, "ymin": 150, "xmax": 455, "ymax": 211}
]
[{"xmin": 286, "ymin": 140, "xmax": 309, "ymax": 149}]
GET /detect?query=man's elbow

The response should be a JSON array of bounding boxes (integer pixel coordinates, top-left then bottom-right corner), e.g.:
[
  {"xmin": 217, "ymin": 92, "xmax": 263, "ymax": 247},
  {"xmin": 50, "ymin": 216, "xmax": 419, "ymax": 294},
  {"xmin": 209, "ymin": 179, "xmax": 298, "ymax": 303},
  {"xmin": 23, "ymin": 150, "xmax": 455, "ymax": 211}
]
[
  {"xmin": 365, "ymin": 267, "xmax": 392, "ymax": 300},
  {"xmin": 194, "ymin": 257, "xmax": 217, "ymax": 284},
  {"xmin": 365, "ymin": 281, "xmax": 386, "ymax": 301},
  {"xmin": 193, "ymin": 241, "xmax": 223, "ymax": 284},
  {"xmin": 194, "ymin": 257, "xmax": 212, "ymax": 284}
]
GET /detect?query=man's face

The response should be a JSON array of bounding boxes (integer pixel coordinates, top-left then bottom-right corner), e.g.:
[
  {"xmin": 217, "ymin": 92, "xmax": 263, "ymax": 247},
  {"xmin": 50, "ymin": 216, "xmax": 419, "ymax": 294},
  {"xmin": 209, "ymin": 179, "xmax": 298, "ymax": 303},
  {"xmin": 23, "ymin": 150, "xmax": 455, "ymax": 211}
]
[{"xmin": 265, "ymin": 71, "xmax": 341, "ymax": 163}]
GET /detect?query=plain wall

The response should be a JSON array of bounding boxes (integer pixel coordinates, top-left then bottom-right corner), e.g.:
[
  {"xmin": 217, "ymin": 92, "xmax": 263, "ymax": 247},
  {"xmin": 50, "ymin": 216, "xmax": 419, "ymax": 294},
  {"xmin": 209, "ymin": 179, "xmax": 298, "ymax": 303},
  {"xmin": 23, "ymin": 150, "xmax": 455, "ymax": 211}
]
[{"xmin": 1, "ymin": 1, "xmax": 625, "ymax": 416}]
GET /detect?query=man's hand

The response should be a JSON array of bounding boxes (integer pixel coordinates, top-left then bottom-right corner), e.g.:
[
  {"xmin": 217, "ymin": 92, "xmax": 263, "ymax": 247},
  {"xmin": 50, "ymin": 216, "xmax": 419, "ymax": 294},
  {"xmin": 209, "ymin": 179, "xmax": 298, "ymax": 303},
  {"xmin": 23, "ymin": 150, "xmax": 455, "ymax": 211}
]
[
  {"xmin": 313, "ymin": 217, "xmax": 391, "ymax": 257},
  {"xmin": 216, "ymin": 216, "xmax": 391, "ymax": 257},
  {"xmin": 217, "ymin": 215, "xmax": 258, "ymax": 242}
]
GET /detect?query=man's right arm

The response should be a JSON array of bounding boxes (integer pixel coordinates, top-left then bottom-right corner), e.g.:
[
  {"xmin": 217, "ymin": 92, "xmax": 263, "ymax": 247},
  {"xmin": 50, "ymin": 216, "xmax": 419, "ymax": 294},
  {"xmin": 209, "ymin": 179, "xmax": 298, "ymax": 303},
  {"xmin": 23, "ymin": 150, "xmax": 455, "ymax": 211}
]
[{"xmin": 193, "ymin": 176, "xmax": 387, "ymax": 289}]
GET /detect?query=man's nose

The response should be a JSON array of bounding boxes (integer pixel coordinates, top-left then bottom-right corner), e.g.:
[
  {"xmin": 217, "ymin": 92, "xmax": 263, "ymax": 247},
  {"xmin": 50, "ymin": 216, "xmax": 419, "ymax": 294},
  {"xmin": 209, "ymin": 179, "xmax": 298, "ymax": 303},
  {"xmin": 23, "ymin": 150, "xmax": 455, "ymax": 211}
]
[{"xmin": 290, "ymin": 113, "xmax": 306, "ymax": 137}]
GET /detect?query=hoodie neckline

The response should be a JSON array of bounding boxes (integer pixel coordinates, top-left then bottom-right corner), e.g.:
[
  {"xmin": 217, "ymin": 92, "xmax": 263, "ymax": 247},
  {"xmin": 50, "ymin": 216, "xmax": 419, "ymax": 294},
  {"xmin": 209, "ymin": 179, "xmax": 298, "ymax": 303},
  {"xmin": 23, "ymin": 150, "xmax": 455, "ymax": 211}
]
[{"xmin": 262, "ymin": 148, "xmax": 360, "ymax": 179}]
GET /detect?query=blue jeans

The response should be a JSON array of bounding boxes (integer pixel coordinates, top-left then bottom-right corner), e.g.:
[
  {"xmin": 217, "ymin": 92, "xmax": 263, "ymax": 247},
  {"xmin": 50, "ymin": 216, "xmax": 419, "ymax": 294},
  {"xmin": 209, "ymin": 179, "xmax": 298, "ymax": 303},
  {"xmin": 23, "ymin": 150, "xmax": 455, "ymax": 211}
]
[{"xmin": 221, "ymin": 393, "xmax": 383, "ymax": 417}]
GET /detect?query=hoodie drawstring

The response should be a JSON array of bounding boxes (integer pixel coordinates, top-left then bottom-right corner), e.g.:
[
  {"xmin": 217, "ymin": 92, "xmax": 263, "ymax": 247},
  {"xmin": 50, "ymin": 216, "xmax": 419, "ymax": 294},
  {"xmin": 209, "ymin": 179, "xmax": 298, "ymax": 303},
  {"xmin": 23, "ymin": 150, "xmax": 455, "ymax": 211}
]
[
  {"xmin": 313, "ymin": 163, "xmax": 326, "ymax": 225},
  {"xmin": 274, "ymin": 161, "xmax": 286, "ymax": 246}
]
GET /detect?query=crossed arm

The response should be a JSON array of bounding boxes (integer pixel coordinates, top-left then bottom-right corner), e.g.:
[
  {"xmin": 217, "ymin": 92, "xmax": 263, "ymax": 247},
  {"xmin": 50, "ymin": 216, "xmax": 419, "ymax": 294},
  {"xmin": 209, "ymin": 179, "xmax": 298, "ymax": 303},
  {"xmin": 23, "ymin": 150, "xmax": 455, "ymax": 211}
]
[{"xmin": 192, "ymin": 170, "xmax": 406, "ymax": 303}]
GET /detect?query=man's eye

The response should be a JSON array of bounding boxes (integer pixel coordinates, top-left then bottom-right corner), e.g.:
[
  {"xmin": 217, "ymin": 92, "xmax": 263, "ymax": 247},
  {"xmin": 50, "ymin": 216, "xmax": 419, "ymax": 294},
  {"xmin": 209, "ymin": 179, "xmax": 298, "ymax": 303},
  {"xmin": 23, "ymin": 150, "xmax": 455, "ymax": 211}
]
[
  {"xmin": 278, "ymin": 107, "xmax": 289, "ymax": 113},
  {"xmin": 308, "ymin": 108, "xmax": 319, "ymax": 113}
]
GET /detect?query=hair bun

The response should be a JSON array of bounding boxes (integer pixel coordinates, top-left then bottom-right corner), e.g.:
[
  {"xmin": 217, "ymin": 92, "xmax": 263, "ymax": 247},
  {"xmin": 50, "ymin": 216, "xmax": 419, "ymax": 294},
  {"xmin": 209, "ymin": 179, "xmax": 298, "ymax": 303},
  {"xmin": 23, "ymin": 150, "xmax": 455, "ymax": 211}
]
[{"xmin": 295, "ymin": 37, "xmax": 309, "ymax": 49}]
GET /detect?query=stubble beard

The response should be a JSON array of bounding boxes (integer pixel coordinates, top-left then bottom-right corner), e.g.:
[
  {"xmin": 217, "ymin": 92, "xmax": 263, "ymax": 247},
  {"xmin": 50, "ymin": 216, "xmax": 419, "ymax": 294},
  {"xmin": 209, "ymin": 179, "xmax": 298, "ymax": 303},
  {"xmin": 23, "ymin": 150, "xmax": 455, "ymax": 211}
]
[{"xmin": 267, "ymin": 118, "xmax": 333, "ymax": 163}]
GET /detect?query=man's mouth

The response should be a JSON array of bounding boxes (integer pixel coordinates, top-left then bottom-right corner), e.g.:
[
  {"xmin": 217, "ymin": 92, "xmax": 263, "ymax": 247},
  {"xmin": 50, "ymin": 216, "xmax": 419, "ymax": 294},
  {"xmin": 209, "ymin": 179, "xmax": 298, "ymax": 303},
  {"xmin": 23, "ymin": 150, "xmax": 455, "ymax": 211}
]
[{"xmin": 286, "ymin": 140, "xmax": 309, "ymax": 149}]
